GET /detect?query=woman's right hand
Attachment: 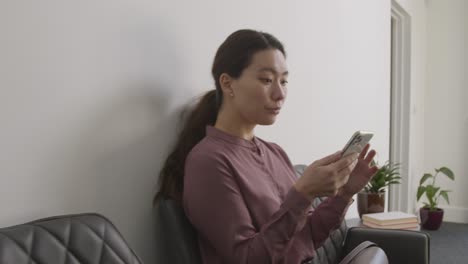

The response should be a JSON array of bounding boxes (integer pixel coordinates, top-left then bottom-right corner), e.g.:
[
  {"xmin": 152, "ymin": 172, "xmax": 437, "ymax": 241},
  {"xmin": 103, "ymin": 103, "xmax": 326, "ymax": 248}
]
[{"xmin": 294, "ymin": 151, "xmax": 359, "ymax": 200}]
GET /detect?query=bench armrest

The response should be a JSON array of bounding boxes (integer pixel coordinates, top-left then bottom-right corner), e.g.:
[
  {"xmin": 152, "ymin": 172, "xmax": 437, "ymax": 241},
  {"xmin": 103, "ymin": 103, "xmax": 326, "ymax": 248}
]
[{"xmin": 343, "ymin": 227, "xmax": 430, "ymax": 264}]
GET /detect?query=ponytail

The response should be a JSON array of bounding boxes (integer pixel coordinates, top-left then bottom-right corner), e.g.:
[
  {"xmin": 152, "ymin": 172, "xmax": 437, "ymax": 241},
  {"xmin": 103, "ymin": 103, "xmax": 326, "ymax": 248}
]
[{"xmin": 153, "ymin": 89, "xmax": 218, "ymax": 204}]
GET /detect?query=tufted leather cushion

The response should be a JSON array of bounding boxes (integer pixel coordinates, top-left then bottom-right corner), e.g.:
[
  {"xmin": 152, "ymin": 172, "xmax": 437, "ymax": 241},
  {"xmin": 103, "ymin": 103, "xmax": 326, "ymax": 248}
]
[
  {"xmin": 0, "ymin": 213, "xmax": 142, "ymax": 264},
  {"xmin": 293, "ymin": 165, "xmax": 348, "ymax": 264}
]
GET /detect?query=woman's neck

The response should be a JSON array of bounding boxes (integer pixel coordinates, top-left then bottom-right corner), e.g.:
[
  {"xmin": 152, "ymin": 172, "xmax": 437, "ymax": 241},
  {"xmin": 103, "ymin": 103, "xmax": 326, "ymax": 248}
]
[{"xmin": 214, "ymin": 108, "xmax": 255, "ymax": 141}]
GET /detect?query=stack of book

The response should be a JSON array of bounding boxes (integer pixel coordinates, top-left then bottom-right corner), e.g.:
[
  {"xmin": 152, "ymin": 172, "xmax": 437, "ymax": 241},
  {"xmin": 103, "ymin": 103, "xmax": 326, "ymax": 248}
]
[{"xmin": 362, "ymin": 211, "xmax": 419, "ymax": 230}]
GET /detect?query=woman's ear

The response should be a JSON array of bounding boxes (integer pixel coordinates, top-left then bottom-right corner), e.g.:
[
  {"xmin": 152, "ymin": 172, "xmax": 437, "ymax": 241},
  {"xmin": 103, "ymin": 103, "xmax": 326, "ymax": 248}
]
[{"xmin": 219, "ymin": 73, "xmax": 234, "ymax": 97}]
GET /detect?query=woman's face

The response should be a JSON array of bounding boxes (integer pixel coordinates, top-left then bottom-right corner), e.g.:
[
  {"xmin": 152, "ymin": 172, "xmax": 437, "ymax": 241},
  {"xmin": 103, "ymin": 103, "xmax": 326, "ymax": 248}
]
[{"xmin": 228, "ymin": 48, "xmax": 288, "ymax": 126}]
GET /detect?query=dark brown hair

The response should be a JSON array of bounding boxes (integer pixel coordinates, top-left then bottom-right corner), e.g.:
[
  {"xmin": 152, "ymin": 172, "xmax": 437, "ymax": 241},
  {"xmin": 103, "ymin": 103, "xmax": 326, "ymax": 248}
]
[{"xmin": 153, "ymin": 29, "xmax": 286, "ymax": 204}]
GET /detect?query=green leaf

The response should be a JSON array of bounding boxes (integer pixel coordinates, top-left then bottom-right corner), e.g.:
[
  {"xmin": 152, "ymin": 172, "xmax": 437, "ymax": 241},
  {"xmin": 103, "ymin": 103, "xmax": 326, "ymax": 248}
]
[
  {"xmin": 425, "ymin": 186, "xmax": 439, "ymax": 200},
  {"xmin": 366, "ymin": 160, "xmax": 402, "ymax": 191},
  {"xmin": 417, "ymin": 186, "xmax": 426, "ymax": 201},
  {"xmin": 420, "ymin": 173, "xmax": 432, "ymax": 185},
  {"xmin": 386, "ymin": 174, "xmax": 401, "ymax": 180},
  {"xmin": 440, "ymin": 190, "xmax": 451, "ymax": 205},
  {"xmin": 377, "ymin": 177, "xmax": 385, "ymax": 186},
  {"xmin": 388, "ymin": 180, "xmax": 401, "ymax": 185},
  {"xmin": 425, "ymin": 185, "xmax": 434, "ymax": 197},
  {"xmin": 439, "ymin": 167, "xmax": 455, "ymax": 180}
]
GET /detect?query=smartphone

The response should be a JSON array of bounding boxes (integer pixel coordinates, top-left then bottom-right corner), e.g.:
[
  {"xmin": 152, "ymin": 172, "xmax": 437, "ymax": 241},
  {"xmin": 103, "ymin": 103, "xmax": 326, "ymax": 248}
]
[{"xmin": 341, "ymin": 131, "xmax": 374, "ymax": 157}]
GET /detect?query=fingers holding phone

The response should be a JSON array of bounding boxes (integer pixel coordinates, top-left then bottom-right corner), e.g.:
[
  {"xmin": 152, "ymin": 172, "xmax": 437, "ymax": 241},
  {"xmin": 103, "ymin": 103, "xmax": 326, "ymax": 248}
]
[
  {"xmin": 294, "ymin": 131, "xmax": 374, "ymax": 199},
  {"xmin": 294, "ymin": 151, "xmax": 360, "ymax": 199}
]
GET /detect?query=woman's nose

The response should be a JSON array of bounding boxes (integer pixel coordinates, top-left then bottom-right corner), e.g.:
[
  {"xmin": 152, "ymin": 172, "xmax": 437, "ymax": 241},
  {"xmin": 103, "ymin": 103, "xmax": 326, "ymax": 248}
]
[{"xmin": 272, "ymin": 81, "xmax": 286, "ymax": 100}]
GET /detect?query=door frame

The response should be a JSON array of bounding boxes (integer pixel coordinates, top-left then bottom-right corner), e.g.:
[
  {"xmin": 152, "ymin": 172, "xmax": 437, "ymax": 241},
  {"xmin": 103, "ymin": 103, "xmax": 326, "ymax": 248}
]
[{"xmin": 389, "ymin": 0, "xmax": 412, "ymax": 212}]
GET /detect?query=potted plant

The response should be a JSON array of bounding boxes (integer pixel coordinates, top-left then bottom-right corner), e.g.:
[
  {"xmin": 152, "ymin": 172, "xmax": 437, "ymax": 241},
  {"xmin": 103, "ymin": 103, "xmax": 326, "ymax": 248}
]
[
  {"xmin": 357, "ymin": 160, "xmax": 402, "ymax": 218},
  {"xmin": 417, "ymin": 166, "xmax": 455, "ymax": 230}
]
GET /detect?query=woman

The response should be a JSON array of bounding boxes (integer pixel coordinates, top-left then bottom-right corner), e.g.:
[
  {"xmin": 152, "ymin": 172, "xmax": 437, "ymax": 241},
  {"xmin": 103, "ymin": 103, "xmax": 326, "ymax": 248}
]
[{"xmin": 154, "ymin": 29, "xmax": 378, "ymax": 264}]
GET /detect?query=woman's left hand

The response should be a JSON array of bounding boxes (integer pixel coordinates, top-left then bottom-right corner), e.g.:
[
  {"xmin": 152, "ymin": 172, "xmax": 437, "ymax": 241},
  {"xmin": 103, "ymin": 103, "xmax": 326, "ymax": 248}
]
[{"xmin": 339, "ymin": 144, "xmax": 378, "ymax": 198}]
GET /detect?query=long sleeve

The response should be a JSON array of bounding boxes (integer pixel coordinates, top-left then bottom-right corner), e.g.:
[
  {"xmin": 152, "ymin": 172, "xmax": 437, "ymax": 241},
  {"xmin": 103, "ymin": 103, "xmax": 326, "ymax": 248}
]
[
  {"xmin": 271, "ymin": 143, "xmax": 353, "ymax": 251},
  {"xmin": 306, "ymin": 195, "xmax": 353, "ymax": 249},
  {"xmin": 183, "ymin": 152, "xmax": 312, "ymax": 264}
]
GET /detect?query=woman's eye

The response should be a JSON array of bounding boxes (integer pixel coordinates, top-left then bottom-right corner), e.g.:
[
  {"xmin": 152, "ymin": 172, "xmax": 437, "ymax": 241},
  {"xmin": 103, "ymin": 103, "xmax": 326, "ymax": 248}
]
[
  {"xmin": 260, "ymin": 78, "xmax": 273, "ymax": 84},
  {"xmin": 281, "ymin": 80, "xmax": 288, "ymax": 86}
]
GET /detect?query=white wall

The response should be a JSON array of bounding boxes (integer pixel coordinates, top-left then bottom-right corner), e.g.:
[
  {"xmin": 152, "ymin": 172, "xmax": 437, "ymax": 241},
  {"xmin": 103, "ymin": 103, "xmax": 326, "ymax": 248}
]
[
  {"xmin": 424, "ymin": 0, "xmax": 468, "ymax": 223},
  {"xmin": 255, "ymin": 0, "xmax": 391, "ymax": 217},
  {"xmin": 0, "ymin": 1, "xmax": 391, "ymax": 262}
]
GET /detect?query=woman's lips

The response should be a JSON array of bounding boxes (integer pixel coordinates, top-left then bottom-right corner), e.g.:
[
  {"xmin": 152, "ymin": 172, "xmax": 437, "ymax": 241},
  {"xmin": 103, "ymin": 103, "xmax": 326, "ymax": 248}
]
[{"xmin": 266, "ymin": 107, "xmax": 281, "ymax": 115}]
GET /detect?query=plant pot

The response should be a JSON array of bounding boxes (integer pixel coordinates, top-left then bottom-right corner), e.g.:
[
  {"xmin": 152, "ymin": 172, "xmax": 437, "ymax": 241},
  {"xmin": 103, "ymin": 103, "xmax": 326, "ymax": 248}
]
[
  {"xmin": 419, "ymin": 207, "xmax": 444, "ymax": 230},
  {"xmin": 357, "ymin": 191, "xmax": 385, "ymax": 218}
]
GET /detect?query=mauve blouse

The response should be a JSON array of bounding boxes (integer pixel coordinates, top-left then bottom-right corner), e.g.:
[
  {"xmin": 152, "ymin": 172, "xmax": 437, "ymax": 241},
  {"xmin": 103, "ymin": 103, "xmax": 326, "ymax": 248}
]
[{"xmin": 183, "ymin": 126, "xmax": 352, "ymax": 264}]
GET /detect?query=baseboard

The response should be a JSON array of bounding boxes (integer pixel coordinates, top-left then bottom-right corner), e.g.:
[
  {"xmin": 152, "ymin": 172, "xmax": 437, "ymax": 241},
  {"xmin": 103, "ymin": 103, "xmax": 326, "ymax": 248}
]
[{"xmin": 440, "ymin": 206, "xmax": 468, "ymax": 224}]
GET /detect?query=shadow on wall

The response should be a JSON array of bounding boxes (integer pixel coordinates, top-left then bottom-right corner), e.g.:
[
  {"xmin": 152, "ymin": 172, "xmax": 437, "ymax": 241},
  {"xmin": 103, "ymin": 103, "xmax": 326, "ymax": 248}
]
[
  {"xmin": 55, "ymin": 22, "xmax": 193, "ymax": 263},
  {"xmin": 69, "ymin": 85, "xmax": 186, "ymax": 263}
]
